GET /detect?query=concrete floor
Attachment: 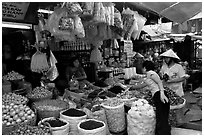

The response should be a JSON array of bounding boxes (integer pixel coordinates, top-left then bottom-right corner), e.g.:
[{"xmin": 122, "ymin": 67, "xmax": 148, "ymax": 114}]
[{"xmin": 172, "ymin": 87, "xmax": 202, "ymax": 134}]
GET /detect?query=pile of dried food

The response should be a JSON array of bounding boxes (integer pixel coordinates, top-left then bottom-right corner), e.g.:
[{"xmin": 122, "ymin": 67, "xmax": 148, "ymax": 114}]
[
  {"xmin": 165, "ymin": 87, "xmax": 185, "ymax": 106},
  {"xmin": 3, "ymin": 93, "xmax": 28, "ymax": 105},
  {"xmin": 2, "ymin": 71, "xmax": 24, "ymax": 81},
  {"xmin": 26, "ymin": 86, "xmax": 53, "ymax": 101},
  {"xmin": 9, "ymin": 125, "xmax": 51, "ymax": 135}
]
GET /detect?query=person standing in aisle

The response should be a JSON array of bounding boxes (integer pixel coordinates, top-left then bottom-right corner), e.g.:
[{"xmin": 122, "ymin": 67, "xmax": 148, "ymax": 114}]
[
  {"xmin": 130, "ymin": 60, "xmax": 171, "ymax": 135},
  {"xmin": 159, "ymin": 49, "xmax": 189, "ymax": 125}
]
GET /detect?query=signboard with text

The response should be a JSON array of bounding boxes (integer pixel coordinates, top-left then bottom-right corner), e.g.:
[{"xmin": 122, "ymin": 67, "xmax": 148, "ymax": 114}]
[{"xmin": 2, "ymin": 2, "xmax": 30, "ymax": 21}]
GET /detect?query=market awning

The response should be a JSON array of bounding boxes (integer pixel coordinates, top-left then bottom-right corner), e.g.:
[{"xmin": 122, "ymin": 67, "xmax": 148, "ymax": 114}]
[{"xmin": 130, "ymin": 2, "xmax": 202, "ymax": 24}]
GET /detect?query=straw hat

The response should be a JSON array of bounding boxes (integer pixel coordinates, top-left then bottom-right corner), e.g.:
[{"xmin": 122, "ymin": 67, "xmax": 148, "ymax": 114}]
[{"xmin": 160, "ymin": 49, "xmax": 180, "ymax": 60}]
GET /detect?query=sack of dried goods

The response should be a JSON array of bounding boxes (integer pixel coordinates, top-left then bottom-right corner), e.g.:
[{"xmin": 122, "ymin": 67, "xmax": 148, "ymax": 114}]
[
  {"xmin": 38, "ymin": 117, "xmax": 69, "ymax": 135},
  {"xmin": 90, "ymin": 105, "xmax": 110, "ymax": 134},
  {"xmin": 9, "ymin": 124, "xmax": 51, "ymax": 135},
  {"xmin": 101, "ymin": 98, "xmax": 126, "ymax": 133},
  {"xmin": 78, "ymin": 119, "xmax": 106, "ymax": 135},
  {"xmin": 127, "ymin": 99, "xmax": 156, "ymax": 135},
  {"xmin": 26, "ymin": 86, "xmax": 53, "ymax": 102},
  {"xmin": 33, "ymin": 99, "xmax": 69, "ymax": 120},
  {"xmin": 2, "ymin": 104, "xmax": 36, "ymax": 135},
  {"xmin": 3, "ymin": 92, "xmax": 28, "ymax": 105},
  {"xmin": 117, "ymin": 90, "xmax": 137, "ymax": 107},
  {"xmin": 60, "ymin": 108, "xmax": 87, "ymax": 135}
]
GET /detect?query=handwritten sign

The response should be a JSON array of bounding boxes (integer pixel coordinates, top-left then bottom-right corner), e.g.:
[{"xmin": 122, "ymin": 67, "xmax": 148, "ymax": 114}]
[{"xmin": 2, "ymin": 2, "xmax": 29, "ymax": 20}]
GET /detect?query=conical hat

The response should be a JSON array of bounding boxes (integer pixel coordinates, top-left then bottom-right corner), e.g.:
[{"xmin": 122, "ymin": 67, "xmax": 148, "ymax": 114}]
[
  {"xmin": 135, "ymin": 52, "xmax": 144, "ymax": 58},
  {"xmin": 160, "ymin": 49, "xmax": 180, "ymax": 60}
]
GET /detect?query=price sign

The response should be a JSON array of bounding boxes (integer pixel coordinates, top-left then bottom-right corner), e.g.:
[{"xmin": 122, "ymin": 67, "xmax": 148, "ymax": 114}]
[{"xmin": 2, "ymin": 2, "xmax": 29, "ymax": 21}]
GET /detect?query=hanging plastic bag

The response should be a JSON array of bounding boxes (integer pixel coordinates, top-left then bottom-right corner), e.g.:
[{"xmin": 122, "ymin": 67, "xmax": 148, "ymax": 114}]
[
  {"xmin": 31, "ymin": 50, "xmax": 49, "ymax": 73},
  {"xmin": 46, "ymin": 51, "xmax": 59, "ymax": 81},
  {"xmin": 93, "ymin": 2, "xmax": 101, "ymax": 22},
  {"xmin": 74, "ymin": 16, "xmax": 85, "ymax": 38},
  {"xmin": 84, "ymin": 23, "xmax": 98, "ymax": 40},
  {"xmin": 132, "ymin": 12, "xmax": 147, "ymax": 40}
]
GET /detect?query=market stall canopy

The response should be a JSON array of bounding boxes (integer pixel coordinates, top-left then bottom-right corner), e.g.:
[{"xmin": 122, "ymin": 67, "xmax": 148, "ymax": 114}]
[{"xmin": 130, "ymin": 2, "xmax": 202, "ymax": 24}]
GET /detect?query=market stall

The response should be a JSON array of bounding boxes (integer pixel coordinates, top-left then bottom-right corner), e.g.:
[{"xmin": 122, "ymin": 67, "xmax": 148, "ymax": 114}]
[{"xmin": 2, "ymin": 1, "xmax": 202, "ymax": 135}]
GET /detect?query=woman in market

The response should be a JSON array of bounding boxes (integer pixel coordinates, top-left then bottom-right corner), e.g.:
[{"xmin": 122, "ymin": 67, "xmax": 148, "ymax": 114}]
[
  {"xmin": 159, "ymin": 49, "xmax": 189, "ymax": 125},
  {"xmin": 66, "ymin": 56, "xmax": 100, "ymax": 90},
  {"xmin": 130, "ymin": 60, "xmax": 171, "ymax": 135}
]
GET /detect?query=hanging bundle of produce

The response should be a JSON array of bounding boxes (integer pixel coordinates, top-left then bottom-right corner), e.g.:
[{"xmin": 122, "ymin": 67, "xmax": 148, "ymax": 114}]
[
  {"xmin": 66, "ymin": 2, "xmax": 83, "ymax": 15},
  {"xmin": 30, "ymin": 48, "xmax": 49, "ymax": 73},
  {"xmin": 114, "ymin": 8, "xmax": 123, "ymax": 29},
  {"xmin": 82, "ymin": 2, "xmax": 94, "ymax": 15},
  {"xmin": 127, "ymin": 99, "xmax": 156, "ymax": 135}
]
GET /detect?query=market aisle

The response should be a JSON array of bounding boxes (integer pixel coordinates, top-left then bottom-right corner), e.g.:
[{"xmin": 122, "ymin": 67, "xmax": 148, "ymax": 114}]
[{"xmin": 174, "ymin": 87, "xmax": 202, "ymax": 133}]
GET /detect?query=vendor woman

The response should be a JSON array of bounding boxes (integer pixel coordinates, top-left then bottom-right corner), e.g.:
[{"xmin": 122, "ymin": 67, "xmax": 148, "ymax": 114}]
[{"xmin": 66, "ymin": 56, "xmax": 100, "ymax": 90}]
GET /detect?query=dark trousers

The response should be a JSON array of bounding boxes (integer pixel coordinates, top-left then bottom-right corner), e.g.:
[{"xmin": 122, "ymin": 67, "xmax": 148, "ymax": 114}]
[{"xmin": 153, "ymin": 91, "xmax": 171, "ymax": 135}]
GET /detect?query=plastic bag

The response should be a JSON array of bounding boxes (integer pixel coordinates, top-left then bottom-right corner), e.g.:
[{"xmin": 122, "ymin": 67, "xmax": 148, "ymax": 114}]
[
  {"xmin": 47, "ymin": 51, "xmax": 59, "ymax": 81},
  {"xmin": 84, "ymin": 23, "xmax": 98, "ymax": 40},
  {"xmin": 93, "ymin": 2, "xmax": 101, "ymax": 22},
  {"xmin": 132, "ymin": 12, "xmax": 147, "ymax": 40},
  {"xmin": 74, "ymin": 16, "xmax": 85, "ymax": 38},
  {"xmin": 47, "ymin": 7, "xmax": 75, "ymax": 41}
]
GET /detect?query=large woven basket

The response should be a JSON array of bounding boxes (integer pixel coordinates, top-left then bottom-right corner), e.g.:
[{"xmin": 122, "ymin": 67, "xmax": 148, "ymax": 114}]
[
  {"xmin": 33, "ymin": 99, "xmax": 69, "ymax": 121},
  {"xmin": 2, "ymin": 111, "xmax": 37, "ymax": 135}
]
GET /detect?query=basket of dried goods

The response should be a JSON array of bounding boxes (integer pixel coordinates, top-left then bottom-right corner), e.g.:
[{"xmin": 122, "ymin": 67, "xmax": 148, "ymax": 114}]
[
  {"xmin": 26, "ymin": 86, "xmax": 53, "ymax": 103},
  {"xmin": 101, "ymin": 98, "xmax": 126, "ymax": 133},
  {"xmin": 2, "ymin": 71, "xmax": 25, "ymax": 90},
  {"xmin": 2, "ymin": 104, "xmax": 36, "ymax": 135},
  {"xmin": 164, "ymin": 87, "xmax": 186, "ymax": 110},
  {"xmin": 78, "ymin": 119, "xmax": 106, "ymax": 135},
  {"xmin": 60, "ymin": 108, "xmax": 87, "ymax": 135},
  {"xmin": 38, "ymin": 117, "xmax": 69, "ymax": 135},
  {"xmin": 3, "ymin": 92, "xmax": 28, "ymax": 105},
  {"xmin": 127, "ymin": 99, "xmax": 156, "ymax": 135},
  {"xmin": 32, "ymin": 99, "xmax": 69, "ymax": 120},
  {"xmin": 9, "ymin": 124, "xmax": 51, "ymax": 135}
]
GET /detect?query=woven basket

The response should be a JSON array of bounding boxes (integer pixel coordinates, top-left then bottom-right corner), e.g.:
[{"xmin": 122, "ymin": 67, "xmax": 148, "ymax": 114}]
[
  {"xmin": 2, "ymin": 111, "xmax": 37, "ymax": 135},
  {"xmin": 33, "ymin": 99, "xmax": 69, "ymax": 121},
  {"xmin": 170, "ymin": 98, "xmax": 186, "ymax": 110}
]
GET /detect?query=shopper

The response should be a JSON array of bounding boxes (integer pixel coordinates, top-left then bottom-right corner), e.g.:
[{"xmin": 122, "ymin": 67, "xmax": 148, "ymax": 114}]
[
  {"xmin": 130, "ymin": 60, "xmax": 171, "ymax": 135},
  {"xmin": 159, "ymin": 49, "xmax": 189, "ymax": 125}
]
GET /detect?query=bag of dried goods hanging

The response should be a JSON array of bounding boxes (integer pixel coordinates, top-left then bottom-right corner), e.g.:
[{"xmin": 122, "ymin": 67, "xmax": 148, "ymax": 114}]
[
  {"xmin": 131, "ymin": 12, "xmax": 147, "ymax": 40},
  {"xmin": 122, "ymin": 8, "xmax": 136, "ymax": 40},
  {"xmin": 66, "ymin": 2, "xmax": 83, "ymax": 15},
  {"xmin": 127, "ymin": 99, "xmax": 156, "ymax": 135},
  {"xmin": 101, "ymin": 98, "xmax": 126, "ymax": 133},
  {"xmin": 84, "ymin": 23, "xmax": 98, "ymax": 40},
  {"xmin": 47, "ymin": 7, "xmax": 75, "ymax": 41},
  {"xmin": 31, "ymin": 51, "xmax": 49, "ymax": 73},
  {"xmin": 74, "ymin": 16, "xmax": 85, "ymax": 38}
]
